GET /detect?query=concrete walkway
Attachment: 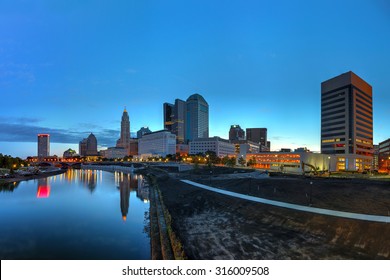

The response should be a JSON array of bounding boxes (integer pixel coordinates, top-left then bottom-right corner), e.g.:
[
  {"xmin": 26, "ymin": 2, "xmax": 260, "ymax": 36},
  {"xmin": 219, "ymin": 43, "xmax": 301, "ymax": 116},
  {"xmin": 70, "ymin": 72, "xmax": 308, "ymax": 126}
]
[{"xmin": 181, "ymin": 179, "xmax": 390, "ymax": 223}]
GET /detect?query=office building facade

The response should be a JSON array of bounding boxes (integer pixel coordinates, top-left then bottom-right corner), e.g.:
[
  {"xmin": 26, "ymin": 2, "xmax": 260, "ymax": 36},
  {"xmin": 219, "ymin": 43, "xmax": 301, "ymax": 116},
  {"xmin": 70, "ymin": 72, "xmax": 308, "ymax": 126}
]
[
  {"xmin": 163, "ymin": 99, "xmax": 186, "ymax": 144},
  {"xmin": 37, "ymin": 134, "xmax": 50, "ymax": 158},
  {"xmin": 163, "ymin": 103, "xmax": 174, "ymax": 132},
  {"xmin": 138, "ymin": 130, "xmax": 176, "ymax": 158},
  {"xmin": 186, "ymin": 94, "xmax": 209, "ymax": 142},
  {"xmin": 378, "ymin": 138, "xmax": 390, "ymax": 172},
  {"xmin": 246, "ymin": 128, "xmax": 268, "ymax": 148},
  {"xmin": 231, "ymin": 140, "xmax": 260, "ymax": 158},
  {"xmin": 137, "ymin": 127, "xmax": 152, "ymax": 139},
  {"xmin": 321, "ymin": 71, "xmax": 373, "ymax": 171},
  {"xmin": 229, "ymin": 125, "xmax": 245, "ymax": 141},
  {"xmin": 79, "ymin": 133, "xmax": 98, "ymax": 156},
  {"xmin": 189, "ymin": 137, "xmax": 235, "ymax": 157},
  {"xmin": 247, "ymin": 152, "xmax": 335, "ymax": 174},
  {"xmin": 101, "ymin": 147, "xmax": 127, "ymax": 159}
]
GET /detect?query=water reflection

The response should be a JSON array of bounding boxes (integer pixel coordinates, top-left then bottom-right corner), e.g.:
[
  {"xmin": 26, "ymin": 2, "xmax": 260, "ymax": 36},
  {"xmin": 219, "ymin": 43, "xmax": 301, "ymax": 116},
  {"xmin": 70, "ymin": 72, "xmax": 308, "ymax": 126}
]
[
  {"xmin": 119, "ymin": 173, "xmax": 131, "ymax": 221},
  {"xmin": 36, "ymin": 177, "xmax": 50, "ymax": 198},
  {"xmin": 77, "ymin": 169, "xmax": 99, "ymax": 193},
  {"xmin": 137, "ymin": 175, "xmax": 150, "ymax": 203},
  {"xmin": 0, "ymin": 169, "xmax": 150, "ymax": 260},
  {"xmin": 116, "ymin": 172, "xmax": 150, "ymax": 221},
  {"xmin": 0, "ymin": 181, "xmax": 20, "ymax": 192}
]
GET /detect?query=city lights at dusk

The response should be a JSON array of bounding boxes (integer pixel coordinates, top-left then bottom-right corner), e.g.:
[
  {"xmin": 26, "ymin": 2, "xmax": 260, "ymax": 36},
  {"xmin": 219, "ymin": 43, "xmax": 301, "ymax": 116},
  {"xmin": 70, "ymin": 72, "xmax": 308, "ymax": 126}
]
[
  {"xmin": 1, "ymin": 2, "xmax": 390, "ymax": 275},
  {"xmin": 1, "ymin": 1, "xmax": 390, "ymax": 158}
]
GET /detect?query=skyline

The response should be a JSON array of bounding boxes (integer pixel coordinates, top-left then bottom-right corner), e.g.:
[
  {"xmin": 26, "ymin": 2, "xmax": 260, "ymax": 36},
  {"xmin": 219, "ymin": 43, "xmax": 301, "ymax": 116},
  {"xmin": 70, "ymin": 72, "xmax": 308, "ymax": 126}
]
[{"xmin": 1, "ymin": 0, "xmax": 390, "ymax": 158}]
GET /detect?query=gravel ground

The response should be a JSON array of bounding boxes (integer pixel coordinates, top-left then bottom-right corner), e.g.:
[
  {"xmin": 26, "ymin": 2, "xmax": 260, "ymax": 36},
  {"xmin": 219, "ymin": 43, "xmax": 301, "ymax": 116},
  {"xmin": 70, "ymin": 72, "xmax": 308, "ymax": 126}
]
[{"xmin": 156, "ymin": 173, "xmax": 390, "ymax": 260}]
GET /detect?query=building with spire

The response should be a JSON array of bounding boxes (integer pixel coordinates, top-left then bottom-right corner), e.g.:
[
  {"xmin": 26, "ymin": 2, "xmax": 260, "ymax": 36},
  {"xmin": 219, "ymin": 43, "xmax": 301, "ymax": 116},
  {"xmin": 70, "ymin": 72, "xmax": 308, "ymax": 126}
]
[{"xmin": 117, "ymin": 108, "xmax": 131, "ymax": 150}]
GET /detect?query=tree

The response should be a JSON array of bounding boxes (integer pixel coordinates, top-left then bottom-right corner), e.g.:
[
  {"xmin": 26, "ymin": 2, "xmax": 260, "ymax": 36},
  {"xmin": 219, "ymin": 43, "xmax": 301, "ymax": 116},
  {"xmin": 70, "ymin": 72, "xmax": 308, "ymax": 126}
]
[
  {"xmin": 222, "ymin": 156, "xmax": 236, "ymax": 167},
  {"xmin": 238, "ymin": 157, "xmax": 246, "ymax": 166},
  {"xmin": 227, "ymin": 157, "xmax": 236, "ymax": 167},
  {"xmin": 124, "ymin": 155, "xmax": 133, "ymax": 162},
  {"xmin": 166, "ymin": 154, "xmax": 174, "ymax": 161},
  {"xmin": 221, "ymin": 156, "xmax": 230, "ymax": 166},
  {"xmin": 0, "ymin": 154, "xmax": 26, "ymax": 169},
  {"xmin": 247, "ymin": 157, "xmax": 256, "ymax": 167}
]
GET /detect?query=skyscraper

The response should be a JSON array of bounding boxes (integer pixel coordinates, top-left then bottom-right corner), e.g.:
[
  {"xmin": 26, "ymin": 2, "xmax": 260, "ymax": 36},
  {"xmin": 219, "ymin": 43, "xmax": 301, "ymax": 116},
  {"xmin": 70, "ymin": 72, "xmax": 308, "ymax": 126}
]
[
  {"xmin": 86, "ymin": 133, "xmax": 98, "ymax": 156},
  {"xmin": 163, "ymin": 99, "xmax": 186, "ymax": 144},
  {"xmin": 116, "ymin": 108, "xmax": 130, "ymax": 152},
  {"xmin": 163, "ymin": 103, "xmax": 174, "ymax": 132},
  {"xmin": 186, "ymin": 93, "xmax": 209, "ymax": 142},
  {"xmin": 229, "ymin": 125, "xmax": 245, "ymax": 141},
  {"xmin": 172, "ymin": 99, "xmax": 186, "ymax": 144},
  {"xmin": 321, "ymin": 71, "xmax": 373, "ymax": 171},
  {"xmin": 137, "ymin": 126, "xmax": 152, "ymax": 139},
  {"xmin": 246, "ymin": 128, "xmax": 267, "ymax": 147},
  {"xmin": 37, "ymin": 134, "xmax": 50, "ymax": 158},
  {"xmin": 79, "ymin": 138, "xmax": 87, "ymax": 156},
  {"xmin": 80, "ymin": 133, "xmax": 98, "ymax": 156}
]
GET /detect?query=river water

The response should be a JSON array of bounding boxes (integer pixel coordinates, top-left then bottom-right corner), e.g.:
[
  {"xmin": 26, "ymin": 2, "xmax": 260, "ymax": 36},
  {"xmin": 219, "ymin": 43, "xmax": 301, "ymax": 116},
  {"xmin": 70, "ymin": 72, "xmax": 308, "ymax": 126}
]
[{"xmin": 0, "ymin": 169, "xmax": 150, "ymax": 260}]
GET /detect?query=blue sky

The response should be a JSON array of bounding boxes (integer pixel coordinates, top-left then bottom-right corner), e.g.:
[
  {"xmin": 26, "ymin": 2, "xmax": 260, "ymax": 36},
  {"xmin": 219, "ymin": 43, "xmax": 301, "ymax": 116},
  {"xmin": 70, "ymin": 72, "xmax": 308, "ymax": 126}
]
[{"xmin": 1, "ymin": 0, "xmax": 389, "ymax": 158}]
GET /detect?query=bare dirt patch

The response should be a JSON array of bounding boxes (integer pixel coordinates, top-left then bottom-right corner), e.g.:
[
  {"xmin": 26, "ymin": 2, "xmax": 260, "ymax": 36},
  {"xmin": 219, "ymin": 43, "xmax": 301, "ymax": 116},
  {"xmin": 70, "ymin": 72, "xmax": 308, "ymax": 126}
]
[{"xmin": 157, "ymin": 174, "xmax": 390, "ymax": 260}]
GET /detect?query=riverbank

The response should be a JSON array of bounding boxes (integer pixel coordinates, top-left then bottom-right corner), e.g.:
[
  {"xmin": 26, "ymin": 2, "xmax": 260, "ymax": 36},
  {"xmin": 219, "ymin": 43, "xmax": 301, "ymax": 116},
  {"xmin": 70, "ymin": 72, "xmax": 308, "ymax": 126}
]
[
  {"xmin": 0, "ymin": 169, "xmax": 67, "ymax": 184},
  {"xmin": 139, "ymin": 168, "xmax": 187, "ymax": 260},
  {"xmin": 154, "ymin": 167, "xmax": 390, "ymax": 259}
]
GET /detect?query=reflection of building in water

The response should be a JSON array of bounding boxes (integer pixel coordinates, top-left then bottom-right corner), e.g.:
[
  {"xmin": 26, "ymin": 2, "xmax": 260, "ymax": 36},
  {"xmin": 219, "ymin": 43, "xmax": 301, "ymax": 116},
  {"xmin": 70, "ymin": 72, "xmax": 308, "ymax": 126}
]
[
  {"xmin": 119, "ymin": 174, "xmax": 131, "ymax": 221},
  {"xmin": 137, "ymin": 176, "xmax": 149, "ymax": 202},
  {"xmin": 0, "ymin": 181, "xmax": 20, "ymax": 192},
  {"xmin": 37, "ymin": 177, "xmax": 50, "ymax": 198},
  {"xmin": 117, "ymin": 172, "xmax": 147, "ymax": 221},
  {"xmin": 76, "ymin": 170, "xmax": 98, "ymax": 193}
]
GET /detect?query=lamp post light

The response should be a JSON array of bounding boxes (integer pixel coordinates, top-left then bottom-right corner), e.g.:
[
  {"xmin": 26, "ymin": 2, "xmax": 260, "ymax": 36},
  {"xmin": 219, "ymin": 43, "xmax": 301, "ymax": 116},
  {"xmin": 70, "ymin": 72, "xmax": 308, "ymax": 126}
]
[{"xmin": 328, "ymin": 156, "xmax": 331, "ymax": 176}]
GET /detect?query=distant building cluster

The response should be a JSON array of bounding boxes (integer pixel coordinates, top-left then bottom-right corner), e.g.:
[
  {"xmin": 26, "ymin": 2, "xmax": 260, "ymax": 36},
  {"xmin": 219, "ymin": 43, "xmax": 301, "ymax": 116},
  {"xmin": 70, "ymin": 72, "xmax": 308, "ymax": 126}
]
[
  {"xmin": 33, "ymin": 71, "xmax": 390, "ymax": 173},
  {"xmin": 164, "ymin": 93, "xmax": 209, "ymax": 144}
]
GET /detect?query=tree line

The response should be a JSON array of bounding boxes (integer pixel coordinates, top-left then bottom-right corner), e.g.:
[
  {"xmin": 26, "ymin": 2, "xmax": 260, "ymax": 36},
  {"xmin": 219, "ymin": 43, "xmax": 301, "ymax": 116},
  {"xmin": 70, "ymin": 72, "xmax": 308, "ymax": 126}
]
[{"xmin": 0, "ymin": 154, "xmax": 27, "ymax": 170}]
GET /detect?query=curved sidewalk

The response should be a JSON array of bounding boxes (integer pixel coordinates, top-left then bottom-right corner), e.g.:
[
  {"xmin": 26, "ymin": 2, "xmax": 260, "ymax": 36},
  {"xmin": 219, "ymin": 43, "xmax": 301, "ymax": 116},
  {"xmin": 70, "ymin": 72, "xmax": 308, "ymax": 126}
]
[{"xmin": 181, "ymin": 179, "xmax": 390, "ymax": 223}]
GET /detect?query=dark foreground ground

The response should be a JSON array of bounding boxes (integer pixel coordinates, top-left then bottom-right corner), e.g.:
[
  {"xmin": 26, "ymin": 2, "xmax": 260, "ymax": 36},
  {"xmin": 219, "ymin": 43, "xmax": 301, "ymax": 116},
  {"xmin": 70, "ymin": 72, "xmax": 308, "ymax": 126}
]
[{"xmin": 156, "ymin": 170, "xmax": 390, "ymax": 259}]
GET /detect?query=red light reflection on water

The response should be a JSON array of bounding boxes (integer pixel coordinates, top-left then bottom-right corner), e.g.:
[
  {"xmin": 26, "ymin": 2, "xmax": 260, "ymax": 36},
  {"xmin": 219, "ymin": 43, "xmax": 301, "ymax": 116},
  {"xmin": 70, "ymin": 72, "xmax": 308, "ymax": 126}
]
[{"xmin": 37, "ymin": 186, "xmax": 51, "ymax": 198}]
